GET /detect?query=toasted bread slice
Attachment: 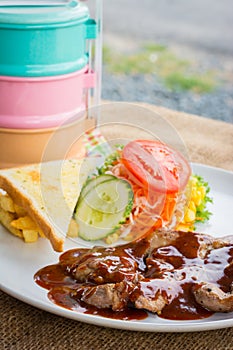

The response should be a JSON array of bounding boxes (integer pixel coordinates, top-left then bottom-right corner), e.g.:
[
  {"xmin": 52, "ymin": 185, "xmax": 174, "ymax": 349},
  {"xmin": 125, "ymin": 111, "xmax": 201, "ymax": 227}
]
[{"xmin": 0, "ymin": 159, "xmax": 86, "ymax": 252}]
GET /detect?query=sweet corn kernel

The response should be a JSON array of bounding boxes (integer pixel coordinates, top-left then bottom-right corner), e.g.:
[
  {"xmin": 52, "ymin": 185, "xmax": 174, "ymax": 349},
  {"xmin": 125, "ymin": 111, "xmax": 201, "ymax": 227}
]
[
  {"xmin": 189, "ymin": 200, "xmax": 196, "ymax": 213},
  {"xmin": 124, "ymin": 234, "xmax": 134, "ymax": 241},
  {"xmin": 191, "ymin": 186, "xmax": 197, "ymax": 199},
  {"xmin": 105, "ymin": 233, "xmax": 119, "ymax": 245},
  {"xmin": 191, "ymin": 176, "xmax": 198, "ymax": 185},
  {"xmin": 184, "ymin": 208, "xmax": 196, "ymax": 223},
  {"xmin": 176, "ymin": 223, "xmax": 193, "ymax": 232},
  {"xmin": 199, "ymin": 186, "xmax": 206, "ymax": 200},
  {"xmin": 194, "ymin": 190, "xmax": 202, "ymax": 206},
  {"xmin": 176, "ymin": 175, "xmax": 210, "ymax": 232}
]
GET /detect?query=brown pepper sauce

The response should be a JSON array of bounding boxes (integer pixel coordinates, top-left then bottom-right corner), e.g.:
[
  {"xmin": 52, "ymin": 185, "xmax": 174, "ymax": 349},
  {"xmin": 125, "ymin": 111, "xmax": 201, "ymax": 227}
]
[{"xmin": 34, "ymin": 231, "xmax": 233, "ymax": 321}]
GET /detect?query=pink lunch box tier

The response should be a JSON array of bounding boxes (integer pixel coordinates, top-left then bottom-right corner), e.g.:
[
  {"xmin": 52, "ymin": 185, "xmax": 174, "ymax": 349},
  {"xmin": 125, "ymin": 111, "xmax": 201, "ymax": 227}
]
[{"xmin": 0, "ymin": 66, "xmax": 95, "ymax": 129}]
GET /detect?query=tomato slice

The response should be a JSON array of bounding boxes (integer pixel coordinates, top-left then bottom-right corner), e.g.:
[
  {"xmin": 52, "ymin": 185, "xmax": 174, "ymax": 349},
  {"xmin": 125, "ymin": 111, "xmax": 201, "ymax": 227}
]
[{"xmin": 122, "ymin": 140, "xmax": 191, "ymax": 194}]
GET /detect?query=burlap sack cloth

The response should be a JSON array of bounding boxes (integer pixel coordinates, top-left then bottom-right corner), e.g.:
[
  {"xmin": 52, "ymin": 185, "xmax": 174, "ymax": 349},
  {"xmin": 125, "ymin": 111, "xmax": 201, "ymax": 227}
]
[{"xmin": 1, "ymin": 103, "xmax": 233, "ymax": 350}]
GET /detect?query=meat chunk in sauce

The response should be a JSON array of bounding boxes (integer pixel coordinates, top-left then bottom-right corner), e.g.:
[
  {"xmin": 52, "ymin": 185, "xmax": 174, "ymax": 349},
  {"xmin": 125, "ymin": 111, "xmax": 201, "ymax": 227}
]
[
  {"xmin": 70, "ymin": 230, "xmax": 179, "ymax": 284},
  {"xmin": 35, "ymin": 230, "xmax": 233, "ymax": 320},
  {"xmin": 193, "ymin": 282, "xmax": 233, "ymax": 313}
]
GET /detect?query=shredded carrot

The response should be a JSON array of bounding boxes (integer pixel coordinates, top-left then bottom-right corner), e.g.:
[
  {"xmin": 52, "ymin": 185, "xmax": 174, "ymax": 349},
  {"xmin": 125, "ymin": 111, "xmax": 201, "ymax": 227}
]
[{"xmin": 109, "ymin": 160, "xmax": 178, "ymax": 240}]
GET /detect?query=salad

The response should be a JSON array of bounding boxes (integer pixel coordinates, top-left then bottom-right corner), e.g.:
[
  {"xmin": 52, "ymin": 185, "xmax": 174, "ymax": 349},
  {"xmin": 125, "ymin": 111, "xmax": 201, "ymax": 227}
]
[{"xmin": 73, "ymin": 140, "xmax": 212, "ymax": 243}]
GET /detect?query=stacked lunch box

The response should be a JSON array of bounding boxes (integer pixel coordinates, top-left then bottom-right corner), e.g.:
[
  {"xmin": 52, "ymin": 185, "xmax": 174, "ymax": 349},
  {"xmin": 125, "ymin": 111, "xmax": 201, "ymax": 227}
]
[{"xmin": 0, "ymin": 0, "xmax": 101, "ymax": 168}]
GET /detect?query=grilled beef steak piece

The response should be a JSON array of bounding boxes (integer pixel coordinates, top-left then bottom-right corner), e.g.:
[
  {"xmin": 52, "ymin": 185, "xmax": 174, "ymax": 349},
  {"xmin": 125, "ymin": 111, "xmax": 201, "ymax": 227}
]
[
  {"xmin": 193, "ymin": 282, "xmax": 233, "ymax": 312},
  {"xmin": 71, "ymin": 230, "xmax": 180, "ymax": 284},
  {"xmin": 68, "ymin": 230, "xmax": 233, "ymax": 315},
  {"xmin": 73, "ymin": 281, "xmax": 135, "ymax": 311},
  {"xmin": 35, "ymin": 230, "xmax": 233, "ymax": 319}
]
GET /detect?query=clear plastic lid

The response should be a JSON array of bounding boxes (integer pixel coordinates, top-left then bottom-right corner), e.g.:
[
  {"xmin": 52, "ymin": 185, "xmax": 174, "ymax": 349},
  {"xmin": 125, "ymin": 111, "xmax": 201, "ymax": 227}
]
[{"xmin": 0, "ymin": 1, "xmax": 89, "ymax": 25}]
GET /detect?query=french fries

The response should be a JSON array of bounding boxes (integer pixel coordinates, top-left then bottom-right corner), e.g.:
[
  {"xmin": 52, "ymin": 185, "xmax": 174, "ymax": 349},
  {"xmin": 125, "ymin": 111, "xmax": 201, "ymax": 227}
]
[
  {"xmin": 11, "ymin": 216, "xmax": 38, "ymax": 230},
  {"xmin": 14, "ymin": 203, "xmax": 27, "ymax": 217},
  {"xmin": 0, "ymin": 191, "xmax": 78, "ymax": 243},
  {"xmin": 22, "ymin": 229, "xmax": 39, "ymax": 243},
  {"xmin": 0, "ymin": 192, "xmax": 42, "ymax": 242},
  {"xmin": 0, "ymin": 206, "xmax": 23, "ymax": 238},
  {"xmin": 0, "ymin": 192, "xmax": 15, "ymax": 213}
]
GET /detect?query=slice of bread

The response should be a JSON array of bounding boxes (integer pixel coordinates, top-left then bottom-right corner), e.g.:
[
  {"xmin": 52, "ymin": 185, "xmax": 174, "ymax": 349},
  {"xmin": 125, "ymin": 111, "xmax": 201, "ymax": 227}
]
[{"xmin": 0, "ymin": 159, "xmax": 85, "ymax": 252}]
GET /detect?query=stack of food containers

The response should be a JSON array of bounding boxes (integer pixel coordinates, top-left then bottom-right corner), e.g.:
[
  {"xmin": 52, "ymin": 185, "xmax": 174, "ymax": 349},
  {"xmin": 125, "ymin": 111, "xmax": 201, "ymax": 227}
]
[{"xmin": 0, "ymin": 0, "xmax": 100, "ymax": 168}]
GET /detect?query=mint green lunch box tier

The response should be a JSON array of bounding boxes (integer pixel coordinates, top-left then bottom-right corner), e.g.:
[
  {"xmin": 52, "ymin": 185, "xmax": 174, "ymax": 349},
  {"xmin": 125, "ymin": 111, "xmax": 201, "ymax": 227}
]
[{"xmin": 0, "ymin": 2, "xmax": 97, "ymax": 77}]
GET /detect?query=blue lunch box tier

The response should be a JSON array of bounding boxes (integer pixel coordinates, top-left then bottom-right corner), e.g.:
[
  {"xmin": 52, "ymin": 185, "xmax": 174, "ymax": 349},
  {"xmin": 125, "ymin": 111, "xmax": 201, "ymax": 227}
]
[{"xmin": 0, "ymin": 1, "xmax": 97, "ymax": 77}]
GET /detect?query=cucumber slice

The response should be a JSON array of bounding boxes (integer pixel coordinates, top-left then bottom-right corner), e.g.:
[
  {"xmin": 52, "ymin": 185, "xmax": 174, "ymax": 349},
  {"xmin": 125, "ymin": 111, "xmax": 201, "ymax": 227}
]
[
  {"xmin": 79, "ymin": 174, "xmax": 116, "ymax": 201},
  {"xmin": 74, "ymin": 176, "xmax": 133, "ymax": 241}
]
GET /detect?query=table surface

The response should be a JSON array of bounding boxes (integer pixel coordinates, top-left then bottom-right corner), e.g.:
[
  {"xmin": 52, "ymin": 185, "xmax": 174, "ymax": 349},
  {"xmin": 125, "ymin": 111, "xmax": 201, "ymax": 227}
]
[{"xmin": 1, "ymin": 103, "xmax": 233, "ymax": 350}]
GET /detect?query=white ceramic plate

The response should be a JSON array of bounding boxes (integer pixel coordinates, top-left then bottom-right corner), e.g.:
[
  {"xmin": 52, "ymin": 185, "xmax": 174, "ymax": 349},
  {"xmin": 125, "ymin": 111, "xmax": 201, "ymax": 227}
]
[{"xmin": 0, "ymin": 163, "xmax": 233, "ymax": 333}]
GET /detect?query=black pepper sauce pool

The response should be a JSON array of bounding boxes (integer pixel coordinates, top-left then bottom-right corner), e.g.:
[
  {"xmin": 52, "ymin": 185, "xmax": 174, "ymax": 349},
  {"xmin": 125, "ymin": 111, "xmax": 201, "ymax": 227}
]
[
  {"xmin": 34, "ymin": 239, "xmax": 150, "ymax": 320},
  {"xmin": 34, "ymin": 231, "xmax": 233, "ymax": 321}
]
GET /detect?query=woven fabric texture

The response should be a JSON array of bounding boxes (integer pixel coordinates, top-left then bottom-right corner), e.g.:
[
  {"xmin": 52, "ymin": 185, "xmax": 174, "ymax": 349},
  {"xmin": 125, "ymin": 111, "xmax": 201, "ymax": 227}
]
[{"xmin": 1, "ymin": 103, "xmax": 233, "ymax": 350}]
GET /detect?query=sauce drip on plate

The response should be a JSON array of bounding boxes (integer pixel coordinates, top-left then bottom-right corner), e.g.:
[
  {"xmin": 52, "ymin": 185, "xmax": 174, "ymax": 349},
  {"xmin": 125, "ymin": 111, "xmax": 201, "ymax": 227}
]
[{"xmin": 34, "ymin": 231, "xmax": 233, "ymax": 321}]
